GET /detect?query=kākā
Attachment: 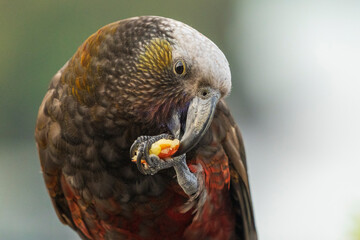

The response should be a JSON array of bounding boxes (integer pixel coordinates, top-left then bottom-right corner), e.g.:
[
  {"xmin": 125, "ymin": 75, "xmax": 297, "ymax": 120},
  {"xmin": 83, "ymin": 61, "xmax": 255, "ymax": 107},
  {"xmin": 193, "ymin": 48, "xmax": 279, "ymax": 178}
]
[{"xmin": 35, "ymin": 16, "xmax": 257, "ymax": 240}]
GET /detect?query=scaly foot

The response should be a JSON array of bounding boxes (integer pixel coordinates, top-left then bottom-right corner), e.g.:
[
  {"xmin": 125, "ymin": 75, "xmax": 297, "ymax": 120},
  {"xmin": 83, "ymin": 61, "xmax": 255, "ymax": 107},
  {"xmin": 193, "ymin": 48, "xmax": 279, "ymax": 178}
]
[{"xmin": 130, "ymin": 134, "xmax": 199, "ymax": 196}]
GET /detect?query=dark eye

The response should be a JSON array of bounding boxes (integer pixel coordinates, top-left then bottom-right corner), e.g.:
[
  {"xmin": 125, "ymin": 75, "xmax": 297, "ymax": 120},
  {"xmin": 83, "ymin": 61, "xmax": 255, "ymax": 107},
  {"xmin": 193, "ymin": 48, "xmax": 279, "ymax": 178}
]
[{"xmin": 173, "ymin": 60, "xmax": 186, "ymax": 76}]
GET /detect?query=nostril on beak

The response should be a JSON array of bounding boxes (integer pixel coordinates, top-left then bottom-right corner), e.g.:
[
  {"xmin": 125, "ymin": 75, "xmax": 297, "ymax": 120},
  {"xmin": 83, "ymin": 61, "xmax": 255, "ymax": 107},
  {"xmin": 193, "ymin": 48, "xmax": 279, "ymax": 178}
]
[{"xmin": 198, "ymin": 87, "xmax": 211, "ymax": 99}]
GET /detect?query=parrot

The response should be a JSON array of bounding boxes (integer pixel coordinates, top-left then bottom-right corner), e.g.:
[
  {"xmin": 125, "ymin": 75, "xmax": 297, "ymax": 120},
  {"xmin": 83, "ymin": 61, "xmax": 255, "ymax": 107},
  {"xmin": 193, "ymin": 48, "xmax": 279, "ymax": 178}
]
[{"xmin": 35, "ymin": 16, "xmax": 257, "ymax": 240}]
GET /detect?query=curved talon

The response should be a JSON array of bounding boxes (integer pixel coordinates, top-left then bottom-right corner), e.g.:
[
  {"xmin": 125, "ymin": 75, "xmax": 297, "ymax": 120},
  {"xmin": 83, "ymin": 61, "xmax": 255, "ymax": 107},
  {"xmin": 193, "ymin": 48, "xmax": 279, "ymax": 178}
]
[
  {"xmin": 136, "ymin": 143, "xmax": 147, "ymax": 175},
  {"xmin": 129, "ymin": 143, "xmax": 138, "ymax": 160},
  {"xmin": 130, "ymin": 135, "xmax": 150, "ymax": 158},
  {"xmin": 143, "ymin": 139, "xmax": 151, "ymax": 166}
]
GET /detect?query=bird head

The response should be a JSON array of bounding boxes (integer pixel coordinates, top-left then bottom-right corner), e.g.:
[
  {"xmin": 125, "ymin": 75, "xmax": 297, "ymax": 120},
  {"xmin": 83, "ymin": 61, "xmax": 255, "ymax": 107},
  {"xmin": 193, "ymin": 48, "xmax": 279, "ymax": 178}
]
[{"xmin": 62, "ymin": 16, "xmax": 231, "ymax": 154}]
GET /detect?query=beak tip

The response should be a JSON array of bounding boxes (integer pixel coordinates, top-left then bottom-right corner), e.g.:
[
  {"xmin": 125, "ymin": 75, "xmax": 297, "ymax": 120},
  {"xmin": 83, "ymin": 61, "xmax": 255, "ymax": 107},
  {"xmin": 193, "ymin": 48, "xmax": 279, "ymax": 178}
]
[{"xmin": 171, "ymin": 143, "xmax": 186, "ymax": 157}]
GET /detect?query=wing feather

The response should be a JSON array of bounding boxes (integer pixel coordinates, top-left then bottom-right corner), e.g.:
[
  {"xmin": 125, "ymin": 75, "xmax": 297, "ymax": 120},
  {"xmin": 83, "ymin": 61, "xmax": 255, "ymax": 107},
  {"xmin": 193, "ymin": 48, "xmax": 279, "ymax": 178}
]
[
  {"xmin": 217, "ymin": 100, "xmax": 257, "ymax": 240},
  {"xmin": 35, "ymin": 65, "xmax": 90, "ymax": 240}
]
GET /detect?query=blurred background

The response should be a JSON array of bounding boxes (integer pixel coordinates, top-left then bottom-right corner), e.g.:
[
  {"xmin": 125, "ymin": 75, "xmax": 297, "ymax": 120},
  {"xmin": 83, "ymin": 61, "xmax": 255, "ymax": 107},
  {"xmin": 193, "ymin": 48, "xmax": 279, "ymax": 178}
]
[{"xmin": 0, "ymin": 0, "xmax": 359, "ymax": 239}]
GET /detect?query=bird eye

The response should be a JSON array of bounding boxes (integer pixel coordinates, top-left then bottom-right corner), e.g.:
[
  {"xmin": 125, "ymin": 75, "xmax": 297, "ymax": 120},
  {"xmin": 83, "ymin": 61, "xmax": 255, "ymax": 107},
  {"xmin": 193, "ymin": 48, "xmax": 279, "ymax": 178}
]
[{"xmin": 173, "ymin": 60, "xmax": 186, "ymax": 76}]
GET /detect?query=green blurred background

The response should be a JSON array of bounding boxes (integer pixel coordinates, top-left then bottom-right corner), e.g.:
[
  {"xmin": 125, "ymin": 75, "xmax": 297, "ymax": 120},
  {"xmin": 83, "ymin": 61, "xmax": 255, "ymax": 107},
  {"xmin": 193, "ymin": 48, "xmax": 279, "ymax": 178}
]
[{"xmin": 1, "ymin": 1, "xmax": 360, "ymax": 239}]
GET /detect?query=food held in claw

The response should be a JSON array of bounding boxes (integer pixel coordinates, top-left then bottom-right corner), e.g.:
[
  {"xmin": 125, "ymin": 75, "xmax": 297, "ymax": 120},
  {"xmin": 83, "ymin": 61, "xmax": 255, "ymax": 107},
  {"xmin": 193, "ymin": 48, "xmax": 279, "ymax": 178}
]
[
  {"xmin": 131, "ymin": 138, "xmax": 180, "ymax": 165},
  {"xmin": 149, "ymin": 138, "xmax": 180, "ymax": 158}
]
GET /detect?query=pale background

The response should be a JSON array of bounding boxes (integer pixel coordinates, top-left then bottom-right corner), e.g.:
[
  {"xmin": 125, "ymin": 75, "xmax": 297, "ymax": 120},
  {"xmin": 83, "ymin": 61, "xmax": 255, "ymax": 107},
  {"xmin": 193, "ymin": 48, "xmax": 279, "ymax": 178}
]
[{"xmin": 0, "ymin": 1, "xmax": 359, "ymax": 239}]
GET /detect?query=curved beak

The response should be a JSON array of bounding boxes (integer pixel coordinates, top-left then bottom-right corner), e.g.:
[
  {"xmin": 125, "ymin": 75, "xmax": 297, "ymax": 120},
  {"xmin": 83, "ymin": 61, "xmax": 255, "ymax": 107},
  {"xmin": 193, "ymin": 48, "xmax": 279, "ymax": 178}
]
[{"xmin": 172, "ymin": 91, "xmax": 220, "ymax": 157}]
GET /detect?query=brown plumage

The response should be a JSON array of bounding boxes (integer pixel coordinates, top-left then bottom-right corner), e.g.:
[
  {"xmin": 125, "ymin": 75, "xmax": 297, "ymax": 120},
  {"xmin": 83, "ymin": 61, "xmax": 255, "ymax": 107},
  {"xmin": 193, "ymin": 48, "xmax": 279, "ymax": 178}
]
[{"xmin": 35, "ymin": 16, "xmax": 257, "ymax": 239}]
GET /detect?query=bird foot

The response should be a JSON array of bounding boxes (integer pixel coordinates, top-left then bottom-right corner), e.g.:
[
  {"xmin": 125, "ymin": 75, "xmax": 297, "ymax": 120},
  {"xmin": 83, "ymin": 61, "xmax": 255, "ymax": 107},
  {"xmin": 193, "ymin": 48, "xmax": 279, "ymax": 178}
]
[
  {"xmin": 179, "ymin": 164, "xmax": 207, "ymax": 218},
  {"xmin": 130, "ymin": 134, "xmax": 183, "ymax": 175},
  {"xmin": 130, "ymin": 134, "xmax": 199, "ymax": 196}
]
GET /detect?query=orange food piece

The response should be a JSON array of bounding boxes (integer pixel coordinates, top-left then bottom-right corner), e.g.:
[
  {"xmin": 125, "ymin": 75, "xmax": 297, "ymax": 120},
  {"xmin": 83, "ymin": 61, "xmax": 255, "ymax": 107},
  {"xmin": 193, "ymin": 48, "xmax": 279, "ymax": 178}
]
[
  {"xmin": 149, "ymin": 139, "xmax": 180, "ymax": 159},
  {"xmin": 131, "ymin": 138, "xmax": 180, "ymax": 166}
]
